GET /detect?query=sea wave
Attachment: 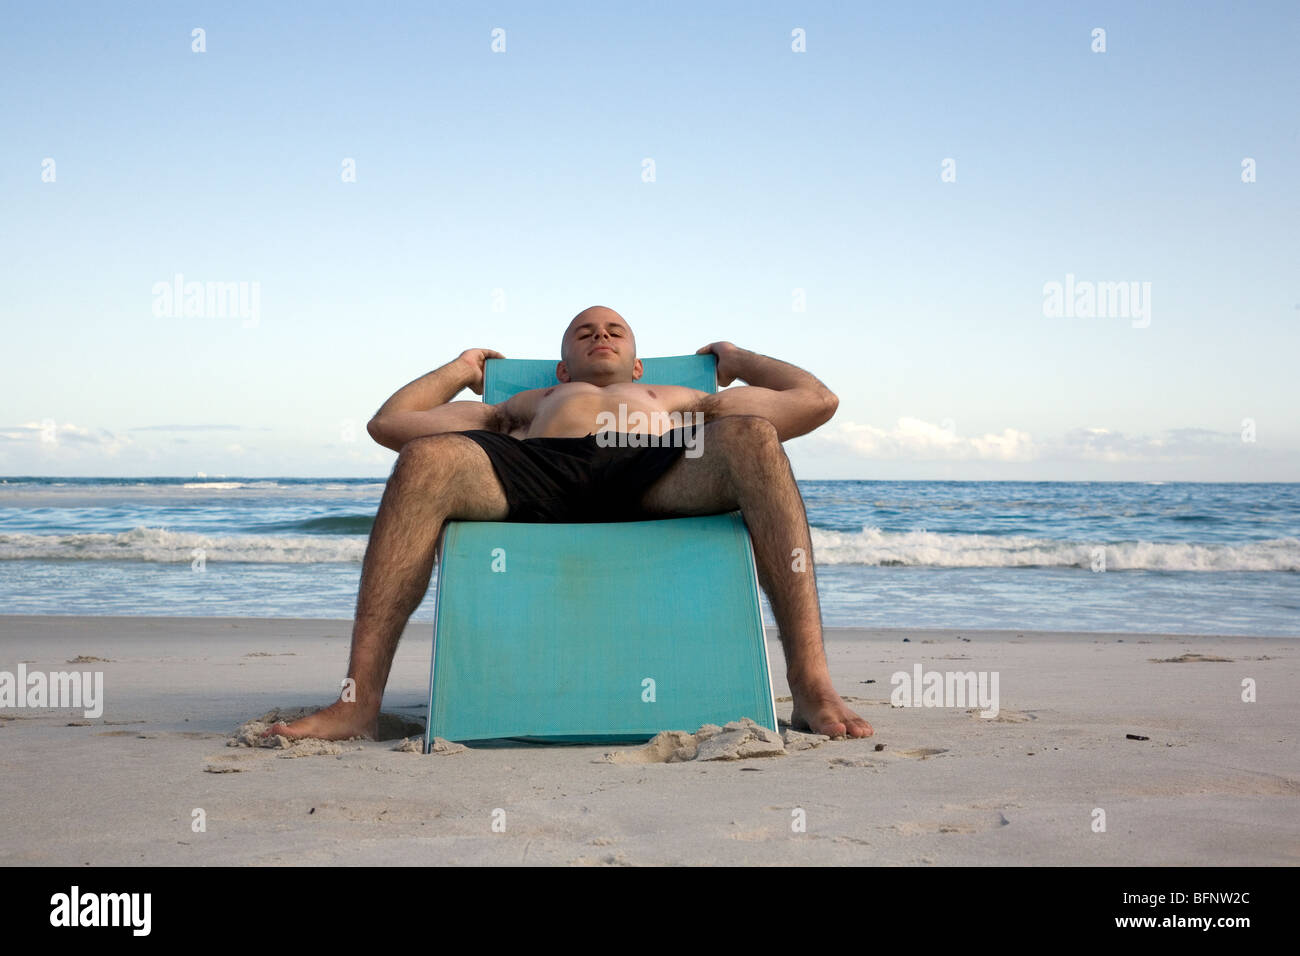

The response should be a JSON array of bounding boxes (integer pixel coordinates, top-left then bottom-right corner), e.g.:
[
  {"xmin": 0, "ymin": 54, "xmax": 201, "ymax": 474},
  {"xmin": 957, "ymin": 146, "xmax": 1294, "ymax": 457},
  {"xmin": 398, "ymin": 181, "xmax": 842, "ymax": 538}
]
[
  {"xmin": 256, "ymin": 515, "xmax": 375, "ymax": 534},
  {"xmin": 3, "ymin": 525, "xmax": 1298, "ymax": 571},
  {"xmin": 0, "ymin": 527, "xmax": 365, "ymax": 563},
  {"xmin": 810, "ymin": 527, "xmax": 1300, "ymax": 571},
  {"xmin": 179, "ymin": 481, "xmax": 280, "ymax": 490}
]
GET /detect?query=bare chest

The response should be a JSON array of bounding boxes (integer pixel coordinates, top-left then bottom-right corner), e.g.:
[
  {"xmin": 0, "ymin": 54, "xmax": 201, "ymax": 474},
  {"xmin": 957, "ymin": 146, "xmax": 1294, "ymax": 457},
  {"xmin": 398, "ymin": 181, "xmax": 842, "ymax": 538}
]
[{"xmin": 515, "ymin": 384, "xmax": 701, "ymax": 439}]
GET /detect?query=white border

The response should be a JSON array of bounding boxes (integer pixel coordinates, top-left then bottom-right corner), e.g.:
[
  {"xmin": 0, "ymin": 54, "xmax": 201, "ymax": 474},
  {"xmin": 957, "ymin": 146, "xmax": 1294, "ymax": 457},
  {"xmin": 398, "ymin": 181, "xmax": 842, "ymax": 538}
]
[
  {"xmin": 423, "ymin": 528, "xmax": 448, "ymax": 754},
  {"xmin": 738, "ymin": 510, "xmax": 779, "ymax": 730}
]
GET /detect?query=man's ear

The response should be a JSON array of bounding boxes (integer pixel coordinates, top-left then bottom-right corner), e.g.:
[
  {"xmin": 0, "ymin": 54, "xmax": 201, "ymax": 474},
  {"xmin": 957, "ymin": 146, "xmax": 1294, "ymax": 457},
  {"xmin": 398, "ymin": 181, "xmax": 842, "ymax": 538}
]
[
  {"xmin": 556, "ymin": 361, "xmax": 570, "ymax": 383},
  {"xmin": 632, "ymin": 358, "xmax": 643, "ymax": 381}
]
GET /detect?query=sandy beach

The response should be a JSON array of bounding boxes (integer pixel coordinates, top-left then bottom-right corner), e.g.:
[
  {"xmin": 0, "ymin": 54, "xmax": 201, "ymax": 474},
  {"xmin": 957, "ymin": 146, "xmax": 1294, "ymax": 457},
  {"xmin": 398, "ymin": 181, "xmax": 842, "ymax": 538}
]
[{"xmin": 1, "ymin": 614, "xmax": 1295, "ymax": 866}]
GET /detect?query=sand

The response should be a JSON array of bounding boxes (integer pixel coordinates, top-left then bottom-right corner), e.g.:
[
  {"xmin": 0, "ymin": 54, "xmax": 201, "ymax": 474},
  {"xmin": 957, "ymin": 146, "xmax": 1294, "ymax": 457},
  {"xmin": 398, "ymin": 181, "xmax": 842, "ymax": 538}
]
[
  {"xmin": 603, "ymin": 719, "xmax": 826, "ymax": 763},
  {"xmin": 1, "ymin": 614, "xmax": 1296, "ymax": 865}
]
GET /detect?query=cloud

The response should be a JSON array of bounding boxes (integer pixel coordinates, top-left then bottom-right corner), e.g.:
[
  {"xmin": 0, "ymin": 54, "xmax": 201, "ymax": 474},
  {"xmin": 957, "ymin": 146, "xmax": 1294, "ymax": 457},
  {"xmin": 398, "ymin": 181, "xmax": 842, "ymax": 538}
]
[
  {"xmin": 1060, "ymin": 426, "xmax": 1238, "ymax": 462},
  {"xmin": 814, "ymin": 418, "xmax": 1243, "ymax": 464},
  {"xmin": 815, "ymin": 417, "xmax": 1037, "ymax": 462},
  {"xmin": 0, "ymin": 422, "xmax": 134, "ymax": 455},
  {"xmin": 128, "ymin": 424, "xmax": 248, "ymax": 432}
]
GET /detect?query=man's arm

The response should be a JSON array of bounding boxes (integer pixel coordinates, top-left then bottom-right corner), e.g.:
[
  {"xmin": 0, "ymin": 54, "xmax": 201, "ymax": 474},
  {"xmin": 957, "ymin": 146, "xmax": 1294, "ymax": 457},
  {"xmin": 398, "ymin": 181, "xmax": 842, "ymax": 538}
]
[
  {"xmin": 694, "ymin": 342, "xmax": 839, "ymax": 441},
  {"xmin": 367, "ymin": 349, "xmax": 505, "ymax": 452}
]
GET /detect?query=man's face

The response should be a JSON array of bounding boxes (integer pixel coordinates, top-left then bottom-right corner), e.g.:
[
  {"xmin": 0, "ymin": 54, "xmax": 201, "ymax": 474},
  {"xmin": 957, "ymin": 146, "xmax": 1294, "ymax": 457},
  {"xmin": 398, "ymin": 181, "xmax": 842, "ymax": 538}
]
[{"xmin": 557, "ymin": 308, "xmax": 643, "ymax": 385}]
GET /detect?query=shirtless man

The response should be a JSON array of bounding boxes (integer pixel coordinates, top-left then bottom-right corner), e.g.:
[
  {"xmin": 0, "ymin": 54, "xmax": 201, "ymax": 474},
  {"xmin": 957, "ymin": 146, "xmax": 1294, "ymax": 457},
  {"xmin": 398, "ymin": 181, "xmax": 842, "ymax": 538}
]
[{"xmin": 267, "ymin": 305, "xmax": 872, "ymax": 741}]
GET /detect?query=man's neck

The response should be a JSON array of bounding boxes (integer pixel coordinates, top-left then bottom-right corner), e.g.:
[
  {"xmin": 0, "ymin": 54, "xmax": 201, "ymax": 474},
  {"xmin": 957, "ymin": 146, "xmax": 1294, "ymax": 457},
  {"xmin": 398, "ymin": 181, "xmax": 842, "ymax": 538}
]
[{"xmin": 567, "ymin": 374, "xmax": 638, "ymax": 388}]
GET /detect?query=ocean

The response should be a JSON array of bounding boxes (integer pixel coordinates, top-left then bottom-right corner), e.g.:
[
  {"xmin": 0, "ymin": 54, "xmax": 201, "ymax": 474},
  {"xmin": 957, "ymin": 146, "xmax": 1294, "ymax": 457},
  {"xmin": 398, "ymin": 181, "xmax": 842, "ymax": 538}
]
[{"xmin": 1, "ymin": 477, "xmax": 1296, "ymax": 635}]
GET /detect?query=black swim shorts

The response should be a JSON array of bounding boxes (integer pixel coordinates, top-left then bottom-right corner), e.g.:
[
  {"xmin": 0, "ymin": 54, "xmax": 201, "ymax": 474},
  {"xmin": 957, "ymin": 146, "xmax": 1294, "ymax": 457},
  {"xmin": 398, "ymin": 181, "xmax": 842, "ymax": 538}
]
[{"xmin": 457, "ymin": 427, "xmax": 700, "ymax": 523}]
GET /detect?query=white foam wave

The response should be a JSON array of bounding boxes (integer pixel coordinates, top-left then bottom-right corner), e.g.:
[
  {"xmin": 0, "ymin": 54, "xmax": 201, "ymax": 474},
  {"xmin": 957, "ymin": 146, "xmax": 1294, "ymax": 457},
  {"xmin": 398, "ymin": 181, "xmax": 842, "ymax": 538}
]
[
  {"xmin": 3, "ymin": 525, "xmax": 1297, "ymax": 571},
  {"xmin": 179, "ymin": 481, "xmax": 281, "ymax": 490},
  {"xmin": 0, "ymin": 527, "xmax": 365, "ymax": 563},
  {"xmin": 810, "ymin": 527, "xmax": 1300, "ymax": 571}
]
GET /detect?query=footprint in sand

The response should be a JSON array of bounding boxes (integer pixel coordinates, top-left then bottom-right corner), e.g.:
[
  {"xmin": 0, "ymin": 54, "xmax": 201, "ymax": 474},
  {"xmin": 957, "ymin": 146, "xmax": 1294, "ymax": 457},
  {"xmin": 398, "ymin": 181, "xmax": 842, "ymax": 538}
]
[
  {"xmin": 202, "ymin": 754, "xmax": 250, "ymax": 773},
  {"xmin": 894, "ymin": 807, "xmax": 1011, "ymax": 834},
  {"xmin": 896, "ymin": 812, "xmax": 1011, "ymax": 835},
  {"xmin": 727, "ymin": 828, "xmax": 779, "ymax": 842},
  {"xmin": 829, "ymin": 756, "xmax": 880, "ymax": 769},
  {"xmin": 838, "ymin": 748, "xmax": 946, "ymax": 763},
  {"xmin": 893, "ymin": 747, "xmax": 950, "ymax": 759},
  {"xmin": 967, "ymin": 709, "xmax": 1036, "ymax": 723},
  {"xmin": 570, "ymin": 853, "xmax": 632, "ymax": 866},
  {"xmin": 895, "ymin": 821, "xmax": 980, "ymax": 835}
]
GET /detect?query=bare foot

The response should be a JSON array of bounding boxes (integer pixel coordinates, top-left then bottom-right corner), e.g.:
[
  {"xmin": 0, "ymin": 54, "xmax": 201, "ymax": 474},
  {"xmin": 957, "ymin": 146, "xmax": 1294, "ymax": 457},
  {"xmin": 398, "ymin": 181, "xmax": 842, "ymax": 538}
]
[
  {"xmin": 790, "ymin": 682, "xmax": 874, "ymax": 738},
  {"xmin": 261, "ymin": 700, "xmax": 379, "ymax": 742}
]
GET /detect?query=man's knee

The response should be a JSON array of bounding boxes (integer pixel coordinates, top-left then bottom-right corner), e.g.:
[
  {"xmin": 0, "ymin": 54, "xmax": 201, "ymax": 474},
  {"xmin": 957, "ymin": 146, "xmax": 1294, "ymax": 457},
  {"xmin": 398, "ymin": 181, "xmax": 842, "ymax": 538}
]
[
  {"xmin": 394, "ymin": 434, "xmax": 478, "ymax": 484},
  {"xmin": 701, "ymin": 418, "xmax": 785, "ymax": 489},
  {"xmin": 394, "ymin": 434, "xmax": 508, "ymax": 518},
  {"xmin": 707, "ymin": 415, "xmax": 782, "ymax": 459}
]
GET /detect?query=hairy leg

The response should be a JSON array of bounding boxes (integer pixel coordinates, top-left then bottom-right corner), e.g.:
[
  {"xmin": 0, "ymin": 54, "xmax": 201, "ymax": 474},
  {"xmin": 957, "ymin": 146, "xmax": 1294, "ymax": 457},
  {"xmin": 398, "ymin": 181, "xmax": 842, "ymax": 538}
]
[
  {"xmin": 638, "ymin": 416, "xmax": 872, "ymax": 738},
  {"xmin": 265, "ymin": 434, "xmax": 508, "ymax": 741}
]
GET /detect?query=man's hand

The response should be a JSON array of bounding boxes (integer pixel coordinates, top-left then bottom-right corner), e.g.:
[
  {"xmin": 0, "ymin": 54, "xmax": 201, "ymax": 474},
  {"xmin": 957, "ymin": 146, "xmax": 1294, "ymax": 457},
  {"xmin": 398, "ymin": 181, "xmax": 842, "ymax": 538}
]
[
  {"xmin": 369, "ymin": 350, "xmax": 506, "ymax": 445},
  {"xmin": 696, "ymin": 341, "xmax": 743, "ymax": 386},
  {"xmin": 694, "ymin": 342, "xmax": 839, "ymax": 441},
  {"xmin": 458, "ymin": 348, "xmax": 506, "ymax": 395}
]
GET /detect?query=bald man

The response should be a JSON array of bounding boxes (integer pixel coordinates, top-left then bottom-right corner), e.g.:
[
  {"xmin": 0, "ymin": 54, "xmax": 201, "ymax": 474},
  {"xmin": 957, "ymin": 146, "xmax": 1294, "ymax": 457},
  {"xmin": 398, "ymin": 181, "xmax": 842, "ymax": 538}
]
[{"xmin": 267, "ymin": 306, "xmax": 871, "ymax": 742}]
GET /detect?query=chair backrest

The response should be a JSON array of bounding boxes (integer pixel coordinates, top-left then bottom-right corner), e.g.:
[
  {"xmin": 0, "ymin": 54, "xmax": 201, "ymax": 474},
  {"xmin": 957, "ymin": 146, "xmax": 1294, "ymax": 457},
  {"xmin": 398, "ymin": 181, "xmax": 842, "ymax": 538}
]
[{"xmin": 483, "ymin": 354, "xmax": 718, "ymax": 404}]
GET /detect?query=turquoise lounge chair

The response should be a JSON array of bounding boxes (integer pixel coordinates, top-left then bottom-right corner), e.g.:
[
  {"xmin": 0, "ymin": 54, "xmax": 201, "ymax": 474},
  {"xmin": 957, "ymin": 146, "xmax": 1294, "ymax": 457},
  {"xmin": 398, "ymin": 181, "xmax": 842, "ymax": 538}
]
[{"xmin": 424, "ymin": 353, "xmax": 778, "ymax": 748}]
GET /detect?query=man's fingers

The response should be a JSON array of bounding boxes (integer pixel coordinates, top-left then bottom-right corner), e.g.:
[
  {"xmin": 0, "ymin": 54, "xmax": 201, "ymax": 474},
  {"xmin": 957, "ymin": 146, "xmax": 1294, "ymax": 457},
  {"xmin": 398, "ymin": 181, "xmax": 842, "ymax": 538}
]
[
  {"xmin": 697, "ymin": 346, "xmax": 725, "ymax": 384},
  {"xmin": 697, "ymin": 346, "xmax": 724, "ymax": 384}
]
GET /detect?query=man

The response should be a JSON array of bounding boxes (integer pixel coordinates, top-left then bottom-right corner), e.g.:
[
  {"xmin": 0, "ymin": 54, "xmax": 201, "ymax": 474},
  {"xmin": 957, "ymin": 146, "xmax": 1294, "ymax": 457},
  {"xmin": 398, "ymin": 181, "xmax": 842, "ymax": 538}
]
[{"xmin": 267, "ymin": 306, "xmax": 872, "ymax": 741}]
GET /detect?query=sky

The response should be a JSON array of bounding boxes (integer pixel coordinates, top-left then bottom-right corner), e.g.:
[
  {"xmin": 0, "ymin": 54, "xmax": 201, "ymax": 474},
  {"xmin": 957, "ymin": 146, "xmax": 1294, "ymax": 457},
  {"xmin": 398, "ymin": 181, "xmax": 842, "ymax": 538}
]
[{"xmin": 2, "ymin": 1, "xmax": 1296, "ymax": 480}]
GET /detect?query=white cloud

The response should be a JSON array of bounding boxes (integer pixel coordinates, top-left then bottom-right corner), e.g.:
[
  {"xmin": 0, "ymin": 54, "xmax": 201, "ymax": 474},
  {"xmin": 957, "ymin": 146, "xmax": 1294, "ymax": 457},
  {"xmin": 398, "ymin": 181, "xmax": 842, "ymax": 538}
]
[
  {"xmin": 813, "ymin": 418, "xmax": 1245, "ymax": 465},
  {"xmin": 0, "ymin": 421, "xmax": 134, "ymax": 455},
  {"xmin": 1060, "ymin": 426, "xmax": 1236, "ymax": 462},
  {"xmin": 815, "ymin": 417, "xmax": 1037, "ymax": 462}
]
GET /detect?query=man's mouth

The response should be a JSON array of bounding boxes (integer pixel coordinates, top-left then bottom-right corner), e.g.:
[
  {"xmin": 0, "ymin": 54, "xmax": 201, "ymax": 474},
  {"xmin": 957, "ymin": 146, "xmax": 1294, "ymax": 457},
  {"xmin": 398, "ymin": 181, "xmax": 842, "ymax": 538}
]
[{"xmin": 590, "ymin": 346, "xmax": 614, "ymax": 356}]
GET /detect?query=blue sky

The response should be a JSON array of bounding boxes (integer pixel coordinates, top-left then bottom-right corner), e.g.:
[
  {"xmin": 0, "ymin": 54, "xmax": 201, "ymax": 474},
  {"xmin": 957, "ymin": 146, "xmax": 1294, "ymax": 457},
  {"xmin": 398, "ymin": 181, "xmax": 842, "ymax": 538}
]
[{"xmin": 2, "ymin": 1, "xmax": 1296, "ymax": 480}]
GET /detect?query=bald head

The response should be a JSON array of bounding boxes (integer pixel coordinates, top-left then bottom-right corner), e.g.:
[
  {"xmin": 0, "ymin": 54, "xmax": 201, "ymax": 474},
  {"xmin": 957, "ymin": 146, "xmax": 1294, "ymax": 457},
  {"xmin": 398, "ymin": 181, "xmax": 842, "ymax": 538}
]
[{"xmin": 557, "ymin": 305, "xmax": 642, "ymax": 386}]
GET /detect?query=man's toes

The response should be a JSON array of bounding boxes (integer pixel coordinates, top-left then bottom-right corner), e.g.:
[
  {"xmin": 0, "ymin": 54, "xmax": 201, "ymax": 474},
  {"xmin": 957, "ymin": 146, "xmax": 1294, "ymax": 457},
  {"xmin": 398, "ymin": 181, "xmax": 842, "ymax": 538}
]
[
  {"xmin": 848, "ymin": 718, "xmax": 874, "ymax": 738},
  {"xmin": 263, "ymin": 719, "xmax": 311, "ymax": 739},
  {"xmin": 820, "ymin": 717, "xmax": 848, "ymax": 737}
]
